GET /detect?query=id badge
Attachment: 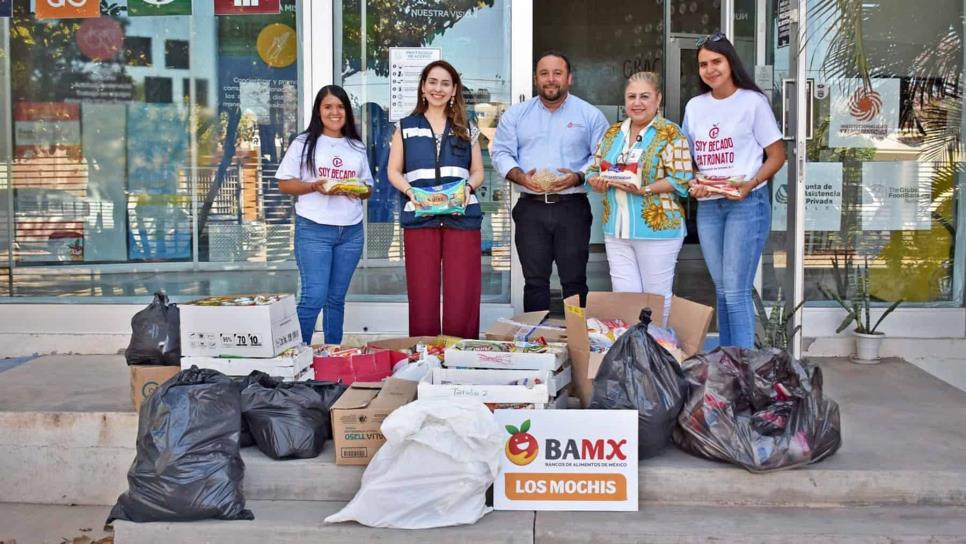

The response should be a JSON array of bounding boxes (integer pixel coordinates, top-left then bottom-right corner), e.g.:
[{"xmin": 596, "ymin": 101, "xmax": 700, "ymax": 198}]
[{"xmin": 627, "ymin": 148, "xmax": 644, "ymax": 163}]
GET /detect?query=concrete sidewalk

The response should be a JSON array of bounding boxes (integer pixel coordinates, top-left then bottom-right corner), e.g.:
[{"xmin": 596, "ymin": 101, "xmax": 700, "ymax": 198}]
[{"xmin": 1, "ymin": 354, "xmax": 965, "ymax": 543}]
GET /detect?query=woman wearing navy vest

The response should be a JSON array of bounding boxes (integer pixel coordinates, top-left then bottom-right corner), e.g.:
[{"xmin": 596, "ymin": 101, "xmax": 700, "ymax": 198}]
[{"xmin": 387, "ymin": 60, "xmax": 484, "ymax": 338}]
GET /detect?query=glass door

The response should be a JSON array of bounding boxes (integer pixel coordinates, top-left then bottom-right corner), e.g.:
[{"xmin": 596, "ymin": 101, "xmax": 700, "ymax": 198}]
[{"xmin": 762, "ymin": 0, "xmax": 965, "ymax": 329}]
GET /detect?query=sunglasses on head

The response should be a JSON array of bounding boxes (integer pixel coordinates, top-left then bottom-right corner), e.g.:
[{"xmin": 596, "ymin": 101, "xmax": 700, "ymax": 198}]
[{"xmin": 696, "ymin": 31, "xmax": 726, "ymax": 47}]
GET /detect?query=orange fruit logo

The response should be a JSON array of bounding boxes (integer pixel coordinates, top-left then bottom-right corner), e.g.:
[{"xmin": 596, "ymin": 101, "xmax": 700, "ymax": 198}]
[{"xmin": 504, "ymin": 419, "xmax": 539, "ymax": 466}]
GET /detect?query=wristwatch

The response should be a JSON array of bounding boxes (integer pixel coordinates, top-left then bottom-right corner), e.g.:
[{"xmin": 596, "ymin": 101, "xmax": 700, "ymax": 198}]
[
  {"xmin": 574, "ymin": 172, "xmax": 585, "ymax": 186},
  {"xmin": 643, "ymin": 185, "xmax": 653, "ymax": 195}
]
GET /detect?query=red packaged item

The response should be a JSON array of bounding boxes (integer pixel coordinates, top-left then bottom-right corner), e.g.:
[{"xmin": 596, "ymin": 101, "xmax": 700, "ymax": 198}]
[{"xmin": 312, "ymin": 345, "xmax": 407, "ymax": 385}]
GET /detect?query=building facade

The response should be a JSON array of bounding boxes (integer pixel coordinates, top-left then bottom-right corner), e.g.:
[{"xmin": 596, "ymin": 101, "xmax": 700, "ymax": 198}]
[{"xmin": 0, "ymin": 0, "xmax": 963, "ymax": 354}]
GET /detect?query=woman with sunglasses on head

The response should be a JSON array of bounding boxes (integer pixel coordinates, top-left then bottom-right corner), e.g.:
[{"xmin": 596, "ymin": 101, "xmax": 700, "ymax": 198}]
[
  {"xmin": 683, "ymin": 32, "xmax": 786, "ymax": 349},
  {"xmin": 586, "ymin": 71, "xmax": 692, "ymax": 325},
  {"xmin": 276, "ymin": 85, "xmax": 372, "ymax": 345},
  {"xmin": 386, "ymin": 60, "xmax": 484, "ymax": 339}
]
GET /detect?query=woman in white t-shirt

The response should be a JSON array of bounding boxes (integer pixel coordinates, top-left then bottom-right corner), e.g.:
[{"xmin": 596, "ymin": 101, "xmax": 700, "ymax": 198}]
[
  {"xmin": 682, "ymin": 33, "xmax": 786, "ymax": 349},
  {"xmin": 275, "ymin": 85, "xmax": 373, "ymax": 345}
]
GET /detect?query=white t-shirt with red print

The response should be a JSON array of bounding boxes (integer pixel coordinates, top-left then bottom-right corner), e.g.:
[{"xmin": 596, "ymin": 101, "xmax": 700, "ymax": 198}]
[
  {"xmin": 682, "ymin": 88, "xmax": 783, "ymax": 200},
  {"xmin": 275, "ymin": 133, "xmax": 374, "ymax": 226}
]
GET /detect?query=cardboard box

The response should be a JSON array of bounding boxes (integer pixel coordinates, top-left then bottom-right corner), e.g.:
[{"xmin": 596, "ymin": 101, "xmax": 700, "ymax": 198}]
[
  {"xmin": 180, "ymin": 294, "xmax": 300, "ymax": 358},
  {"xmin": 330, "ymin": 378, "xmax": 418, "ymax": 465},
  {"xmin": 445, "ymin": 340, "xmax": 568, "ymax": 371},
  {"xmin": 313, "ymin": 345, "xmax": 407, "ymax": 384},
  {"xmin": 418, "ymin": 367, "xmax": 570, "ymax": 405},
  {"xmin": 181, "ymin": 344, "xmax": 313, "ymax": 380},
  {"xmin": 130, "ymin": 365, "xmax": 181, "ymax": 411},
  {"xmin": 564, "ymin": 292, "xmax": 713, "ymax": 408},
  {"xmin": 484, "ymin": 312, "xmax": 568, "ymax": 343}
]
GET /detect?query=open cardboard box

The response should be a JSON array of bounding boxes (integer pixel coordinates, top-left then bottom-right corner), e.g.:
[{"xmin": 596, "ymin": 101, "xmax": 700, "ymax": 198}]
[
  {"xmin": 329, "ymin": 377, "xmax": 418, "ymax": 465},
  {"xmin": 564, "ymin": 292, "xmax": 713, "ymax": 408}
]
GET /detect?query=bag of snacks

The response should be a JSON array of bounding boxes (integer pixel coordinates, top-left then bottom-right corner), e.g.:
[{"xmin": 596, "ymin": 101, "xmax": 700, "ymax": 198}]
[
  {"xmin": 693, "ymin": 175, "xmax": 748, "ymax": 197},
  {"xmin": 323, "ymin": 177, "xmax": 369, "ymax": 196},
  {"xmin": 411, "ymin": 179, "xmax": 467, "ymax": 217},
  {"xmin": 531, "ymin": 168, "xmax": 563, "ymax": 192}
]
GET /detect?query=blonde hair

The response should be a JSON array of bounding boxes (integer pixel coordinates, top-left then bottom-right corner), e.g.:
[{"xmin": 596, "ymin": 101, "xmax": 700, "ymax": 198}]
[{"xmin": 626, "ymin": 71, "xmax": 662, "ymax": 93}]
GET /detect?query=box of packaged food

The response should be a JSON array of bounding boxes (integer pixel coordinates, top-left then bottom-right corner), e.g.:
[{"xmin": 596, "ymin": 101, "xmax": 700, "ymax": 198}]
[
  {"xmin": 330, "ymin": 378, "xmax": 418, "ymax": 465},
  {"xmin": 180, "ymin": 294, "xmax": 300, "ymax": 358},
  {"xmin": 313, "ymin": 345, "xmax": 407, "ymax": 385},
  {"xmin": 181, "ymin": 344, "xmax": 313, "ymax": 381},
  {"xmin": 564, "ymin": 292, "xmax": 713, "ymax": 408},
  {"xmin": 417, "ymin": 366, "xmax": 571, "ymax": 406},
  {"xmin": 444, "ymin": 339, "xmax": 568, "ymax": 371},
  {"xmin": 483, "ymin": 311, "xmax": 568, "ymax": 343}
]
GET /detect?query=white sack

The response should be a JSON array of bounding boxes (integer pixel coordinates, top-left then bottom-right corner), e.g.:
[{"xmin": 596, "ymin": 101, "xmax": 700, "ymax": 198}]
[{"xmin": 324, "ymin": 398, "xmax": 504, "ymax": 529}]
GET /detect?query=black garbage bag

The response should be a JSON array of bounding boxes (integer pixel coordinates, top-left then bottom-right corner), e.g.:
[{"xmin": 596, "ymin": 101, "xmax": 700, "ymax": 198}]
[
  {"xmin": 590, "ymin": 308, "xmax": 688, "ymax": 459},
  {"xmin": 241, "ymin": 374, "xmax": 327, "ymax": 459},
  {"xmin": 125, "ymin": 291, "xmax": 181, "ymax": 365},
  {"xmin": 107, "ymin": 367, "xmax": 253, "ymax": 523},
  {"xmin": 672, "ymin": 347, "xmax": 842, "ymax": 473},
  {"xmin": 303, "ymin": 379, "xmax": 349, "ymax": 440},
  {"xmin": 235, "ymin": 371, "xmax": 271, "ymax": 448}
]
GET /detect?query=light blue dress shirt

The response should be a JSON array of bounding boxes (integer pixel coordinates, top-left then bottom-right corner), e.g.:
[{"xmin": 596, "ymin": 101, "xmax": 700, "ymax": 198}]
[{"xmin": 492, "ymin": 94, "xmax": 609, "ymax": 195}]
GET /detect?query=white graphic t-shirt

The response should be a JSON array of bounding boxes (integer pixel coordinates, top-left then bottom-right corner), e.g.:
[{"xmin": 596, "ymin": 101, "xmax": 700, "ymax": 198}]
[
  {"xmin": 275, "ymin": 134, "xmax": 374, "ymax": 226},
  {"xmin": 682, "ymin": 89, "xmax": 783, "ymax": 200}
]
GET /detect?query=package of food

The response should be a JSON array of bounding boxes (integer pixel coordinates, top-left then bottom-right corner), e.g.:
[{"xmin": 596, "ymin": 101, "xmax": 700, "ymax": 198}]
[
  {"xmin": 531, "ymin": 168, "xmax": 563, "ymax": 192},
  {"xmin": 411, "ymin": 179, "xmax": 467, "ymax": 217},
  {"xmin": 190, "ymin": 294, "xmax": 285, "ymax": 307},
  {"xmin": 323, "ymin": 177, "xmax": 369, "ymax": 195},
  {"xmin": 586, "ymin": 318, "xmax": 629, "ymax": 352},
  {"xmin": 694, "ymin": 175, "xmax": 749, "ymax": 197},
  {"xmin": 600, "ymin": 168, "xmax": 642, "ymax": 188}
]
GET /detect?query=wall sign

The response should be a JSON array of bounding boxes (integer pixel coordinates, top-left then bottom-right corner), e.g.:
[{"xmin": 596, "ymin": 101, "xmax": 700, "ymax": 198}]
[
  {"xmin": 777, "ymin": 0, "xmax": 791, "ymax": 48},
  {"xmin": 494, "ymin": 409, "xmax": 638, "ymax": 511},
  {"xmin": 861, "ymin": 161, "xmax": 933, "ymax": 231},
  {"xmin": 389, "ymin": 47, "xmax": 442, "ymax": 122},
  {"xmin": 771, "ymin": 163, "xmax": 843, "ymax": 232},
  {"xmin": 214, "ymin": 0, "xmax": 280, "ymax": 16},
  {"xmin": 829, "ymin": 78, "xmax": 900, "ymax": 148},
  {"xmin": 36, "ymin": 0, "xmax": 100, "ymax": 19},
  {"xmin": 128, "ymin": 0, "xmax": 193, "ymax": 17}
]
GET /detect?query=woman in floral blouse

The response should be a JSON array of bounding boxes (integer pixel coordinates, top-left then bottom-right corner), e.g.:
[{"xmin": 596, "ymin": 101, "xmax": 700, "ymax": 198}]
[{"xmin": 586, "ymin": 71, "xmax": 693, "ymax": 323}]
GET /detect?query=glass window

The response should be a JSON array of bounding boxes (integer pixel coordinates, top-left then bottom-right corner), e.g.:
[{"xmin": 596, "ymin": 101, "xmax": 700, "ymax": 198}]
[
  {"xmin": 2, "ymin": 0, "xmax": 302, "ymax": 299},
  {"xmin": 334, "ymin": 0, "xmax": 513, "ymax": 303},
  {"xmin": 762, "ymin": 1, "xmax": 965, "ymax": 307}
]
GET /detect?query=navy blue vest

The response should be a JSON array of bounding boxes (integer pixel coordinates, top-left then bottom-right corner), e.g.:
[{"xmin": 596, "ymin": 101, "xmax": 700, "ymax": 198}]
[{"xmin": 399, "ymin": 115, "xmax": 482, "ymax": 230}]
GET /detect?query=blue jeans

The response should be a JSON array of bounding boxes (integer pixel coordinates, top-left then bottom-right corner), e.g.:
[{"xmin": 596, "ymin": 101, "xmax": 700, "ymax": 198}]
[
  {"xmin": 697, "ymin": 188, "xmax": 771, "ymax": 348},
  {"xmin": 294, "ymin": 215, "xmax": 364, "ymax": 345}
]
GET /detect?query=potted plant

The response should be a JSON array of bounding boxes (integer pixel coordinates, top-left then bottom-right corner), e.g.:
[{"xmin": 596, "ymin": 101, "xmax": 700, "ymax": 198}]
[
  {"xmin": 753, "ymin": 287, "xmax": 805, "ymax": 353},
  {"xmin": 818, "ymin": 258, "xmax": 903, "ymax": 363}
]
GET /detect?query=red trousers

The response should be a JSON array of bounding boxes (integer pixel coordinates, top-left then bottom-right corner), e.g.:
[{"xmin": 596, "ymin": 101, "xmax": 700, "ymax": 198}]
[{"xmin": 403, "ymin": 227, "xmax": 481, "ymax": 339}]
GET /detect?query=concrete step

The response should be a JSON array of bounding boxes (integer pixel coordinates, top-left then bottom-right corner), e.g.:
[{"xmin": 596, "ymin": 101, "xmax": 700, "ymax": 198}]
[
  {"xmin": 0, "ymin": 503, "xmax": 114, "ymax": 544},
  {"xmin": 112, "ymin": 500, "xmax": 535, "ymax": 544},
  {"xmin": 3, "ymin": 357, "xmax": 966, "ymax": 508},
  {"xmin": 111, "ymin": 501, "xmax": 966, "ymax": 544},
  {"xmin": 2, "ymin": 409, "xmax": 966, "ymax": 508}
]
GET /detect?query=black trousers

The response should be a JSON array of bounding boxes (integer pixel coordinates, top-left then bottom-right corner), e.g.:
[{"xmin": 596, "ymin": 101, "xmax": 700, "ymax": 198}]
[{"xmin": 512, "ymin": 194, "xmax": 592, "ymax": 312}]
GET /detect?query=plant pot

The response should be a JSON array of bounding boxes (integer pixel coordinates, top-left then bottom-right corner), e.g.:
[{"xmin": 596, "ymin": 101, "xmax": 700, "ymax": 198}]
[{"xmin": 851, "ymin": 330, "xmax": 885, "ymax": 363}]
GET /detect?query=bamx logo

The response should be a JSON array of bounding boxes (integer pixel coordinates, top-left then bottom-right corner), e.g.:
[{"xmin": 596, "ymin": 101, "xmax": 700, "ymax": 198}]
[{"xmin": 546, "ymin": 438, "xmax": 627, "ymax": 461}]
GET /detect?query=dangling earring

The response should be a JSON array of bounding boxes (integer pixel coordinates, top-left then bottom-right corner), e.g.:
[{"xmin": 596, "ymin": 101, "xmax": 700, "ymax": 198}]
[
  {"xmin": 449, "ymin": 96, "xmax": 454, "ymax": 109},
  {"xmin": 423, "ymin": 95, "xmax": 428, "ymax": 105}
]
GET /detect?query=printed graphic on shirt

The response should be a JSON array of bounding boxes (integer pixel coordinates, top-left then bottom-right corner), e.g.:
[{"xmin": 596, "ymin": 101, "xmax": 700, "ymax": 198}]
[
  {"xmin": 318, "ymin": 156, "xmax": 357, "ymax": 180},
  {"xmin": 691, "ymin": 123, "xmax": 735, "ymax": 172}
]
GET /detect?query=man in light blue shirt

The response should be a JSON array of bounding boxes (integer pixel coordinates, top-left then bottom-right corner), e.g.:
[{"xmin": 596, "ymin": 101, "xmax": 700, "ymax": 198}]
[{"xmin": 492, "ymin": 51, "xmax": 609, "ymax": 312}]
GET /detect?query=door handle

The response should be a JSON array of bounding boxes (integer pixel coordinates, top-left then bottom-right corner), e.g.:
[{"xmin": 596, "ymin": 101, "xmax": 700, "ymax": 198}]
[
  {"xmin": 518, "ymin": 93, "xmax": 526, "ymax": 103},
  {"xmin": 781, "ymin": 78, "xmax": 815, "ymax": 141}
]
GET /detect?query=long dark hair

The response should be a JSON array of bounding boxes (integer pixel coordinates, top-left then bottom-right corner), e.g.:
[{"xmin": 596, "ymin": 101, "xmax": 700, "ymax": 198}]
[
  {"xmin": 697, "ymin": 35, "xmax": 764, "ymax": 95},
  {"xmin": 411, "ymin": 60, "xmax": 471, "ymax": 141},
  {"xmin": 300, "ymin": 85, "xmax": 363, "ymax": 176}
]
